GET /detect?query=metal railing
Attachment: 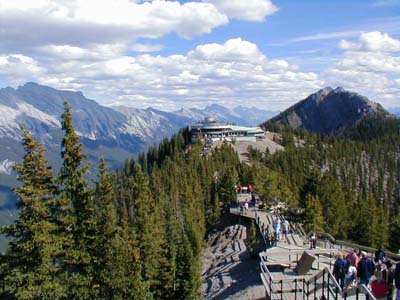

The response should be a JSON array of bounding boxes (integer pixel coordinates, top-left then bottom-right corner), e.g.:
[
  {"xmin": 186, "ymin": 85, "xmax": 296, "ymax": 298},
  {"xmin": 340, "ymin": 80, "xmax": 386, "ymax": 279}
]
[{"xmin": 260, "ymin": 259, "xmax": 377, "ymax": 300}]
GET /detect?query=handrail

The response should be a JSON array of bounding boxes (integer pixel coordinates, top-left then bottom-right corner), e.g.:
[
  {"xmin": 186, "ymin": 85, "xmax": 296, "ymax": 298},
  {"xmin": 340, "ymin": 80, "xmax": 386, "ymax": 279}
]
[
  {"xmin": 335, "ymin": 239, "xmax": 400, "ymax": 261},
  {"xmin": 306, "ymin": 230, "xmax": 336, "ymax": 244},
  {"xmin": 260, "ymin": 258, "xmax": 379, "ymax": 300}
]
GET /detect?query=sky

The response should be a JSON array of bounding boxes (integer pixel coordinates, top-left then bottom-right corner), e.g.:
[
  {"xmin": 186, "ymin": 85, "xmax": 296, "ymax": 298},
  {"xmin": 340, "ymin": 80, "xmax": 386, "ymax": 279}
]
[{"xmin": 0, "ymin": 0, "xmax": 400, "ymax": 111}]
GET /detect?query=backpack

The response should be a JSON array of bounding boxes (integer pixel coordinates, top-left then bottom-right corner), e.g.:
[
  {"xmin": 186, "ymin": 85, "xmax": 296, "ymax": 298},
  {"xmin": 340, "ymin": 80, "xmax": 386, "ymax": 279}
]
[
  {"xmin": 337, "ymin": 259, "xmax": 348, "ymax": 278},
  {"xmin": 395, "ymin": 262, "xmax": 400, "ymax": 289}
]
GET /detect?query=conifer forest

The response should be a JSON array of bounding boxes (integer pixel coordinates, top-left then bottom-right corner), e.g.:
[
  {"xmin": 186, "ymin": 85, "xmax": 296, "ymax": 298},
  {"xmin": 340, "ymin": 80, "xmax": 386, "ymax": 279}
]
[{"xmin": 0, "ymin": 103, "xmax": 399, "ymax": 299}]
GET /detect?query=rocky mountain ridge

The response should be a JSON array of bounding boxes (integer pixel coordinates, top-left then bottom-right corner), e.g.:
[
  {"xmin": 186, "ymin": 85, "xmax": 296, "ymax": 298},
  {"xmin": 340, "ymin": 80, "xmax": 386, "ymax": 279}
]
[
  {"xmin": 265, "ymin": 87, "xmax": 392, "ymax": 135},
  {"xmin": 0, "ymin": 82, "xmax": 278, "ymax": 183}
]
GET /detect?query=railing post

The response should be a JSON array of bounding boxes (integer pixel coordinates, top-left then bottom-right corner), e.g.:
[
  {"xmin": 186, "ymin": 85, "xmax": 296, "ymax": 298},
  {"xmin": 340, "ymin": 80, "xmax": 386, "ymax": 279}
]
[
  {"xmin": 269, "ymin": 274, "xmax": 272, "ymax": 299},
  {"xmin": 355, "ymin": 287, "xmax": 359, "ymax": 300},
  {"xmin": 307, "ymin": 281, "xmax": 310, "ymax": 300},
  {"xmin": 295, "ymin": 278, "xmax": 297, "ymax": 300},
  {"xmin": 314, "ymin": 276, "xmax": 317, "ymax": 300},
  {"xmin": 281, "ymin": 280, "xmax": 283, "ymax": 300},
  {"xmin": 322, "ymin": 269, "xmax": 325, "ymax": 297},
  {"xmin": 327, "ymin": 271, "xmax": 330, "ymax": 300}
]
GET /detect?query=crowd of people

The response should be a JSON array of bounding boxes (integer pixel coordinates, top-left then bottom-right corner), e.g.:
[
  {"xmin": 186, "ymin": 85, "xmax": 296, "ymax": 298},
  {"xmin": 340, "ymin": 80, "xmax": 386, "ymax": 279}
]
[{"xmin": 332, "ymin": 247, "xmax": 400, "ymax": 300}]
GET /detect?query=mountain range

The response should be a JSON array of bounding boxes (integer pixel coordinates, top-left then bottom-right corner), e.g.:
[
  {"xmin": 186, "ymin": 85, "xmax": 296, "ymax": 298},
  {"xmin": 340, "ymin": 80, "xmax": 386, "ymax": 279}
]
[
  {"xmin": 0, "ymin": 82, "xmax": 279, "ymax": 250},
  {"xmin": 265, "ymin": 87, "xmax": 393, "ymax": 135},
  {"xmin": 0, "ymin": 82, "xmax": 397, "ymax": 251},
  {"xmin": 0, "ymin": 82, "xmax": 277, "ymax": 173},
  {"xmin": 0, "ymin": 82, "xmax": 277, "ymax": 207}
]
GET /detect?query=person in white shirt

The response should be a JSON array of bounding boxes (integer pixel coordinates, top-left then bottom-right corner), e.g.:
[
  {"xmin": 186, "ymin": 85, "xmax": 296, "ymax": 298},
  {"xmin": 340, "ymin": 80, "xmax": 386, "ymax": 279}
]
[
  {"xmin": 274, "ymin": 218, "xmax": 281, "ymax": 241},
  {"xmin": 344, "ymin": 260, "xmax": 357, "ymax": 289},
  {"xmin": 282, "ymin": 219, "xmax": 289, "ymax": 242}
]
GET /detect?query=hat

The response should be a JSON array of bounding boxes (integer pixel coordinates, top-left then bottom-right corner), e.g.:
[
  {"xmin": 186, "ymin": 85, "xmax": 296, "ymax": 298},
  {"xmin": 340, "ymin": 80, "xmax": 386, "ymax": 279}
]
[{"xmin": 361, "ymin": 251, "xmax": 367, "ymax": 257}]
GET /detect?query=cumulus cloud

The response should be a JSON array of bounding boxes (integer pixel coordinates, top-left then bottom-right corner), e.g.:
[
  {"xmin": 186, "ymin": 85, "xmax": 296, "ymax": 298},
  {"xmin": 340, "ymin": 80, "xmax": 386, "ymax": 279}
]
[
  {"xmin": 326, "ymin": 31, "xmax": 400, "ymax": 108},
  {"xmin": 204, "ymin": 0, "xmax": 277, "ymax": 22},
  {"xmin": 0, "ymin": 0, "xmax": 228, "ymax": 53},
  {"xmin": 131, "ymin": 43, "xmax": 164, "ymax": 53},
  {"xmin": 339, "ymin": 31, "xmax": 400, "ymax": 52},
  {"xmin": 0, "ymin": 38, "xmax": 321, "ymax": 110},
  {"xmin": 0, "ymin": 55, "xmax": 45, "ymax": 84}
]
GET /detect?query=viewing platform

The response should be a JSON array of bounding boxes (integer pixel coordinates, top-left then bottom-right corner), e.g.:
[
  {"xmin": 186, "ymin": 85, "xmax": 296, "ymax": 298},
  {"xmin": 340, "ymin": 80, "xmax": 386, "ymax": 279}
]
[{"xmin": 229, "ymin": 194, "xmax": 399, "ymax": 300}]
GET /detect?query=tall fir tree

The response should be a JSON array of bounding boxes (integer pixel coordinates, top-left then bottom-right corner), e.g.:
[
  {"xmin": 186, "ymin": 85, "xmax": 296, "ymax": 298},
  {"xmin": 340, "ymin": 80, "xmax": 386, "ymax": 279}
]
[
  {"xmin": 94, "ymin": 158, "xmax": 150, "ymax": 300},
  {"xmin": 57, "ymin": 101, "xmax": 96, "ymax": 299},
  {"xmin": 130, "ymin": 164, "xmax": 168, "ymax": 298},
  {"xmin": 303, "ymin": 194, "xmax": 325, "ymax": 233},
  {"xmin": 0, "ymin": 128, "xmax": 64, "ymax": 300}
]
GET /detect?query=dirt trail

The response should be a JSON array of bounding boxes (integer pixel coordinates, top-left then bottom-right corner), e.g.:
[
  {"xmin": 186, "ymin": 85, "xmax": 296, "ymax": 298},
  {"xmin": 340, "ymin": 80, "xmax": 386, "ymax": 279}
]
[{"xmin": 202, "ymin": 224, "xmax": 265, "ymax": 300}]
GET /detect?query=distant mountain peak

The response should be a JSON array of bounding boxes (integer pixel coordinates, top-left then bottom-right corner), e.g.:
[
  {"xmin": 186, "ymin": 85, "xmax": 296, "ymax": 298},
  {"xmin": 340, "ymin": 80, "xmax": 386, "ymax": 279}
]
[
  {"xmin": 265, "ymin": 87, "xmax": 390, "ymax": 135},
  {"xmin": 333, "ymin": 86, "xmax": 345, "ymax": 93},
  {"xmin": 313, "ymin": 87, "xmax": 333, "ymax": 101}
]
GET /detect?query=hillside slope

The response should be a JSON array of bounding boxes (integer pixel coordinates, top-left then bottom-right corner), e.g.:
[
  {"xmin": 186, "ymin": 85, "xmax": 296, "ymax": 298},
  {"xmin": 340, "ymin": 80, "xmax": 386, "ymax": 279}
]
[{"xmin": 264, "ymin": 87, "xmax": 391, "ymax": 135}]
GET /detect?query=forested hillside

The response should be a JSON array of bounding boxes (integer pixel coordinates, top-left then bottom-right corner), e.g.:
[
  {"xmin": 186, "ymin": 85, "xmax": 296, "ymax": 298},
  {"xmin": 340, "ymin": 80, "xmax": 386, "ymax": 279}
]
[
  {"xmin": 262, "ymin": 116, "xmax": 400, "ymax": 250},
  {"xmin": 1, "ymin": 102, "xmax": 399, "ymax": 300},
  {"xmin": 0, "ymin": 102, "xmax": 243, "ymax": 300}
]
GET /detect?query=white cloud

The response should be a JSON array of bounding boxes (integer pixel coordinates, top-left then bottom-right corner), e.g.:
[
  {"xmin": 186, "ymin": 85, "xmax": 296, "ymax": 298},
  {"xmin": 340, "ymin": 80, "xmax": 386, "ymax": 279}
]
[
  {"xmin": 339, "ymin": 31, "xmax": 400, "ymax": 52},
  {"xmin": 288, "ymin": 30, "xmax": 360, "ymax": 43},
  {"xmin": 205, "ymin": 0, "xmax": 277, "ymax": 22},
  {"xmin": 0, "ymin": 54, "xmax": 45, "ymax": 84},
  {"xmin": 326, "ymin": 31, "xmax": 400, "ymax": 108},
  {"xmin": 0, "ymin": 0, "xmax": 228, "ymax": 53},
  {"xmin": 188, "ymin": 38, "xmax": 265, "ymax": 63},
  {"xmin": 131, "ymin": 43, "xmax": 164, "ymax": 53},
  {"xmin": 2, "ymin": 38, "xmax": 321, "ymax": 111}
]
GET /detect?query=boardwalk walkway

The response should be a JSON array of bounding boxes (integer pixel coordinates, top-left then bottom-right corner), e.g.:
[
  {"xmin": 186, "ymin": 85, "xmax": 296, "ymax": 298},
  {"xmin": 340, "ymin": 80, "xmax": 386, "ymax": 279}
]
[{"xmin": 229, "ymin": 194, "xmax": 379, "ymax": 300}]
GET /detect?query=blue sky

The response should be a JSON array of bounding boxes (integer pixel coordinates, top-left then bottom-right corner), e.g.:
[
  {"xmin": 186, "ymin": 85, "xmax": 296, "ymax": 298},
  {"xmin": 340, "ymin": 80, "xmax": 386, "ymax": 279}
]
[{"xmin": 0, "ymin": 0, "xmax": 399, "ymax": 111}]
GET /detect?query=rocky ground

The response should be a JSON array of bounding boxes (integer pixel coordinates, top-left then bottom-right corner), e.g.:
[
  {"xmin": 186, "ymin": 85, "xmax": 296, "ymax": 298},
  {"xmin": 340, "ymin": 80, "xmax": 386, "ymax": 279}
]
[
  {"xmin": 202, "ymin": 222, "xmax": 265, "ymax": 300},
  {"xmin": 212, "ymin": 132, "xmax": 284, "ymax": 163}
]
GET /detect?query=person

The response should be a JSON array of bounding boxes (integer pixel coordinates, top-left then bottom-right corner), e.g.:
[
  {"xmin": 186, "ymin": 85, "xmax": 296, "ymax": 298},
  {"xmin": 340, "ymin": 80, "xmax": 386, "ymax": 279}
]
[
  {"xmin": 274, "ymin": 218, "xmax": 281, "ymax": 241},
  {"xmin": 344, "ymin": 258, "xmax": 357, "ymax": 290},
  {"xmin": 244, "ymin": 201, "xmax": 249, "ymax": 212},
  {"xmin": 371, "ymin": 270, "xmax": 389, "ymax": 300},
  {"xmin": 310, "ymin": 232, "xmax": 317, "ymax": 249},
  {"xmin": 394, "ymin": 262, "xmax": 400, "ymax": 300},
  {"xmin": 382, "ymin": 260, "xmax": 394, "ymax": 300},
  {"xmin": 239, "ymin": 203, "xmax": 244, "ymax": 214},
  {"xmin": 333, "ymin": 253, "xmax": 348, "ymax": 289},
  {"xmin": 375, "ymin": 246, "xmax": 386, "ymax": 264},
  {"xmin": 358, "ymin": 251, "xmax": 376, "ymax": 285},
  {"xmin": 282, "ymin": 219, "xmax": 289, "ymax": 242},
  {"xmin": 271, "ymin": 232, "xmax": 278, "ymax": 247},
  {"xmin": 346, "ymin": 248, "xmax": 360, "ymax": 267}
]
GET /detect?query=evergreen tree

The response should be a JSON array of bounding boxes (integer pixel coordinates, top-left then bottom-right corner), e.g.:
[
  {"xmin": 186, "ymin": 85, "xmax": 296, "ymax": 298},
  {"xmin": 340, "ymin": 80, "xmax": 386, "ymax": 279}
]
[
  {"xmin": 94, "ymin": 158, "xmax": 150, "ymax": 300},
  {"xmin": 303, "ymin": 194, "xmax": 325, "ymax": 233},
  {"xmin": 57, "ymin": 101, "xmax": 95, "ymax": 299},
  {"xmin": 0, "ymin": 128, "xmax": 64, "ymax": 300},
  {"xmin": 316, "ymin": 175, "xmax": 349, "ymax": 239},
  {"xmin": 130, "ymin": 164, "xmax": 168, "ymax": 298}
]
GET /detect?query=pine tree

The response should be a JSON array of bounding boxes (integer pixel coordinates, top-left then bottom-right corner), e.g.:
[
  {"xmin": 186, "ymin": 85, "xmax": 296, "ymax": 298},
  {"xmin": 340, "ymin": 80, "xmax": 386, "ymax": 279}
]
[
  {"xmin": 130, "ymin": 164, "xmax": 168, "ymax": 298},
  {"xmin": 94, "ymin": 158, "xmax": 150, "ymax": 300},
  {"xmin": 57, "ymin": 101, "xmax": 95, "ymax": 299},
  {"xmin": 303, "ymin": 194, "xmax": 325, "ymax": 233},
  {"xmin": 317, "ymin": 175, "xmax": 349, "ymax": 239},
  {"xmin": 0, "ymin": 128, "xmax": 64, "ymax": 300}
]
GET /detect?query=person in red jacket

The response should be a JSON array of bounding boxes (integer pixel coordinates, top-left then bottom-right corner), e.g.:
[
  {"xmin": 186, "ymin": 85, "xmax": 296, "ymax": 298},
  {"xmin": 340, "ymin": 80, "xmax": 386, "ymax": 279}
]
[{"xmin": 371, "ymin": 270, "xmax": 389, "ymax": 300}]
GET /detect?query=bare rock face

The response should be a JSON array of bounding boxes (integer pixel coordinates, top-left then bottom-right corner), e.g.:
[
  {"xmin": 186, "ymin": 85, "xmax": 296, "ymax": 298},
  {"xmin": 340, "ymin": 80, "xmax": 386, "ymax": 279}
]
[{"xmin": 265, "ymin": 87, "xmax": 391, "ymax": 135}]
